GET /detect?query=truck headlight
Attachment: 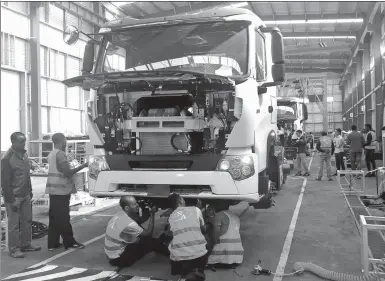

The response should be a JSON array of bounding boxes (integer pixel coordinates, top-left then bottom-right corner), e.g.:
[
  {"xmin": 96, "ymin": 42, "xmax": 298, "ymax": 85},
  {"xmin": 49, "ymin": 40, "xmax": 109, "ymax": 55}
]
[
  {"xmin": 216, "ymin": 155, "xmax": 255, "ymax": 181},
  {"xmin": 89, "ymin": 155, "xmax": 110, "ymax": 180}
]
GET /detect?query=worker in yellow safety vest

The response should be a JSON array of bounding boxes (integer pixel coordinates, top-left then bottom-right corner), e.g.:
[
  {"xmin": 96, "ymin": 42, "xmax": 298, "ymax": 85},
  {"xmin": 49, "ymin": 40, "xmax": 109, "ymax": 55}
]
[
  {"xmin": 167, "ymin": 193, "xmax": 207, "ymax": 281},
  {"xmin": 206, "ymin": 202, "xmax": 244, "ymax": 268},
  {"xmin": 105, "ymin": 196, "xmax": 169, "ymax": 267},
  {"xmin": 45, "ymin": 133, "xmax": 88, "ymax": 251}
]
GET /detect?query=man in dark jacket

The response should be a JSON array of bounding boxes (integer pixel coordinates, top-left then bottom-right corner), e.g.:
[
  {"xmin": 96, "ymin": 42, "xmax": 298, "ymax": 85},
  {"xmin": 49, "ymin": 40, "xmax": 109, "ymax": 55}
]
[
  {"xmin": 347, "ymin": 125, "xmax": 365, "ymax": 178},
  {"xmin": 363, "ymin": 124, "xmax": 376, "ymax": 177},
  {"xmin": 1, "ymin": 132, "xmax": 41, "ymax": 258},
  {"xmin": 294, "ymin": 130, "xmax": 309, "ymax": 176}
]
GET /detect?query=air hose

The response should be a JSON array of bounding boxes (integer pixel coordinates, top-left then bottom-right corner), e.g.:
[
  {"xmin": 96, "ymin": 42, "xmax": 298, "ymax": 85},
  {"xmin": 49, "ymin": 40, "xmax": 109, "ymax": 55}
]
[{"xmin": 293, "ymin": 262, "xmax": 382, "ymax": 281}]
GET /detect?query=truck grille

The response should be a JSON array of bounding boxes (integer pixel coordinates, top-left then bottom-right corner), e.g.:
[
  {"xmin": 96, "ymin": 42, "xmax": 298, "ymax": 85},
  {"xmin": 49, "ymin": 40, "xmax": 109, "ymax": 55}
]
[
  {"xmin": 129, "ymin": 160, "xmax": 192, "ymax": 170},
  {"xmin": 118, "ymin": 184, "xmax": 211, "ymax": 195},
  {"xmin": 139, "ymin": 132, "xmax": 189, "ymax": 155}
]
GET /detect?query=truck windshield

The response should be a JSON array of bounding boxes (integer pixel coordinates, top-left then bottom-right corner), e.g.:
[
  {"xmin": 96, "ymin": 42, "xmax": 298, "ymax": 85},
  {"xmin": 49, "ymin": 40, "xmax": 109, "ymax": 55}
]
[
  {"xmin": 99, "ymin": 21, "xmax": 249, "ymax": 77},
  {"xmin": 277, "ymin": 103, "xmax": 297, "ymax": 120}
]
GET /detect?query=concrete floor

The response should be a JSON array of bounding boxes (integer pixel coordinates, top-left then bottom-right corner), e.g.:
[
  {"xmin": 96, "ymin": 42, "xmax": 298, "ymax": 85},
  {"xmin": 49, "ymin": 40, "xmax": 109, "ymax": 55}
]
[{"xmin": 1, "ymin": 154, "xmax": 374, "ymax": 280}]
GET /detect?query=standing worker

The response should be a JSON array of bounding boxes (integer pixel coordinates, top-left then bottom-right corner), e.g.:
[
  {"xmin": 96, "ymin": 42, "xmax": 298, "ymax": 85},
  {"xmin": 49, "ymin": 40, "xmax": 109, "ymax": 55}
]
[
  {"xmin": 168, "ymin": 193, "xmax": 207, "ymax": 281},
  {"xmin": 207, "ymin": 202, "xmax": 244, "ymax": 268},
  {"xmin": 294, "ymin": 130, "xmax": 310, "ymax": 177},
  {"xmin": 363, "ymin": 124, "xmax": 377, "ymax": 177},
  {"xmin": 1, "ymin": 132, "xmax": 41, "ymax": 258},
  {"xmin": 316, "ymin": 131, "xmax": 335, "ymax": 181},
  {"xmin": 45, "ymin": 133, "xmax": 88, "ymax": 250},
  {"xmin": 333, "ymin": 128, "xmax": 346, "ymax": 176},
  {"xmin": 347, "ymin": 125, "xmax": 365, "ymax": 179},
  {"xmin": 105, "ymin": 196, "xmax": 169, "ymax": 267}
]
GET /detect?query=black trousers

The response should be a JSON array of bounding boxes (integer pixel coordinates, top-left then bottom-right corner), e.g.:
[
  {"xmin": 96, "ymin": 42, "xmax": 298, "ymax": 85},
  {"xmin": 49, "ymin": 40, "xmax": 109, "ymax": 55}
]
[
  {"xmin": 170, "ymin": 255, "xmax": 207, "ymax": 280},
  {"xmin": 48, "ymin": 195, "xmax": 76, "ymax": 248},
  {"xmin": 334, "ymin": 152, "xmax": 345, "ymax": 171},
  {"xmin": 365, "ymin": 149, "xmax": 376, "ymax": 172},
  {"xmin": 109, "ymin": 237, "xmax": 169, "ymax": 267}
]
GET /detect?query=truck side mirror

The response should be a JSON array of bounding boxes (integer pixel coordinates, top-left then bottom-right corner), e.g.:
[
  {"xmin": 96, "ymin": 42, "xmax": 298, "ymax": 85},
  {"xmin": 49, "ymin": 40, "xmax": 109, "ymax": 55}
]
[
  {"xmin": 259, "ymin": 27, "xmax": 286, "ymax": 83},
  {"xmin": 302, "ymin": 103, "xmax": 308, "ymax": 121},
  {"xmin": 82, "ymin": 40, "xmax": 95, "ymax": 76},
  {"xmin": 63, "ymin": 25, "xmax": 80, "ymax": 45}
]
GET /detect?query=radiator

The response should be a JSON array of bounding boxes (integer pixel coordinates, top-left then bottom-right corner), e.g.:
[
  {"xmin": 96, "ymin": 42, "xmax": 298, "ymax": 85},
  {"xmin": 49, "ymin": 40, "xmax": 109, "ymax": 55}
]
[{"xmin": 139, "ymin": 132, "xmax": 189, "ymax": 155}]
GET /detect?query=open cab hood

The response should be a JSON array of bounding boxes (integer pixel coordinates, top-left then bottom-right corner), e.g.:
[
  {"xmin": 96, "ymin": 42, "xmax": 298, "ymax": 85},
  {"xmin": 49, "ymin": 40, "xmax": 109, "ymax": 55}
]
[{"xmin": 62, "ymin": 70, "xmax": 235, "ymax": 90}]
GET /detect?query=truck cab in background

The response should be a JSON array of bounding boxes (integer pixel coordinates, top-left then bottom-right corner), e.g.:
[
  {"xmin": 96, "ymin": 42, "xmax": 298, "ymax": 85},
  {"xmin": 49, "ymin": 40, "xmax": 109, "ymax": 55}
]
[
  {"xmin": 277, "ymin": 97, "xmax": 308, "ymax": 133},
  {"xmin": 62, "ymin": 7, "xmax": 287, "ymax": 209}
]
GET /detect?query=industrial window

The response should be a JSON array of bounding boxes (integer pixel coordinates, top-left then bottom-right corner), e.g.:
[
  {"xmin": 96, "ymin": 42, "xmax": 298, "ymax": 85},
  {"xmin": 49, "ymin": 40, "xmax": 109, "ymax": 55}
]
[
  {"xmin": 255, "ymin": 31, "xmax": 267, "ymax": 81},
  {"xmin": 67, "ymin": 86, "xmax": 81, "ymax": 109},
  {"xmin": 40, "ymin": 46, "xmax": 48, "ymax": 76},
  {"xmin": 67, "ymin": 56, "xmax": 81, "ymax": 78},
  {"xmin": 48, "ymin": 80, "xmax": 65, "ymax": 107},
  {"xmin": 49, "ymin": 4, "xmax": 64, "ymax": 30},
  {"xmin": 40, "ymin": 78, "xmax": 48, "ymax": 105},
  {"xmin": 14, "ymin": 38, "xmax": 27, "ymax": 70},
  {"xmin": 1, "ymin": 70, "xmax": 20, "ymax": 151},
  {"xmin": 1, "ymin": 33, "xmax": 15, "ymax": 67},
  {"xmin": 41, "ymin": 106, "xmax": 49, "ymax": 134}
]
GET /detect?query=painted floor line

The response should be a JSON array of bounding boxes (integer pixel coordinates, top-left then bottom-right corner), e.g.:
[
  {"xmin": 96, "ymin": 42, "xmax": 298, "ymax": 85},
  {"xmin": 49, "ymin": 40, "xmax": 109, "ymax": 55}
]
[
  {"xmin": 29, "ymin": 234, "xmax": 106, "ymax": 269},
  {"xmin": 273, "ymin": 153, "xmax": 314, "ymax": 281}
]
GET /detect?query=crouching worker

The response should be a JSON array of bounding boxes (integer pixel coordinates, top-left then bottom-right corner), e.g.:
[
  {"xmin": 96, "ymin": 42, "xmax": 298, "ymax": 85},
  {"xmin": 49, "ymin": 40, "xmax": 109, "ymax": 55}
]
[
  {"xmin": 168, "ymin": 193, "xmax": 207, "ymax": 281},
  {"xmin": 207, "ymin": 203, "xmax": 244, "ymax": 268},
  {"xmin": 105, "ymin": 196, "xmax": 169, "ymax": 267}
]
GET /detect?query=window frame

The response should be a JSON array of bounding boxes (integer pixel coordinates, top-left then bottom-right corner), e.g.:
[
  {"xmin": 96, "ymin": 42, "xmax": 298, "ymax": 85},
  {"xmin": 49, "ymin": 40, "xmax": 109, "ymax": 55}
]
[{"xmin": 254, "ymin": 30, "xmax": 267, "ymax": 82}]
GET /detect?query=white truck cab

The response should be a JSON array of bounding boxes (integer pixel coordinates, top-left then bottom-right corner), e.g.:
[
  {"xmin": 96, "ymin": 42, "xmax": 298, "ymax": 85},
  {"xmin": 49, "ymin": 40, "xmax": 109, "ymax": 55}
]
[
  {"xmin": 277, "ymin": 97, "xmax": 308, "ymax": 132},
  {"xmin": 62, "ymin": 7, "xmax": 287, "ymax": 209}
]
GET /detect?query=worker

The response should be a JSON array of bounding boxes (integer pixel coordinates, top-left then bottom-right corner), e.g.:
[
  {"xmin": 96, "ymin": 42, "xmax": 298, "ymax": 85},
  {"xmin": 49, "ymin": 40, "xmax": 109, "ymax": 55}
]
[
  {"xmin": 363, "ymin": 123, "xmax": 376, "ymax": 177},
  {"xmin": 46, "ymin": 133, "xmax": 88, "ymax": 251},
  {"xmin": 1, "ymin": 132, "xmax": 41, "ymax": 258},
  {"xmin": 333, "ymin": 128, "xmax": 346, "ymax": 176},
  {"xmin": 307, "ymin": 132, "xmax": 315, "ymax": 150},
  {"xmin": 294, "ymin": 130, "xmax": 310, "ymax": 177},
  {"xmin": 277, "ymin": 124, "xmax": 285, "ymax": 146},
  {"xmin": 316, "ymin": 131, "xmax": 335, "ymax": 181},
  {"xmin": 207, "ymin": 202, "xmax": 244, "ymax": 268},
  {"xmin": 105, "ymin": 196, "xmax": 169, "ymax": 267},
  {"xmin": 167, "ymin": 193, "xmax": 207, "ymax": 281},
  {"xmin": 347, "ymin": 125, "xmax": 365, "ymax": 179}
]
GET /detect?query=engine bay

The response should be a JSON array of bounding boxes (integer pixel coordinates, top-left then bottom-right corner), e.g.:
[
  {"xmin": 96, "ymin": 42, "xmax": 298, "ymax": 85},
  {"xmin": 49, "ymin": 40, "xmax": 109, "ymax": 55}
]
[{"xmin": 93, "ymin": 76, "xmax": 240, "ymax": 155}]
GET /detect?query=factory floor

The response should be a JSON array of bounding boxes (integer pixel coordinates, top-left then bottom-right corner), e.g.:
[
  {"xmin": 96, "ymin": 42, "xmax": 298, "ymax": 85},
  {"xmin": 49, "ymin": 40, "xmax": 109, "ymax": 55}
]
[{"xmin": 1, "ymin": 154, "xmax": 383, "ymax": 281}]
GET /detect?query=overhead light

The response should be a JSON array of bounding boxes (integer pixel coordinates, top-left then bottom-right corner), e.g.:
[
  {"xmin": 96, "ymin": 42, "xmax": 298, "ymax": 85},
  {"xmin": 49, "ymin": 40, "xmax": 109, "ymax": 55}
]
[
  {"xmin": 223, "ymin": 2, "xmax": 248, "ymax": 8},
  {"xmin": 304, "ymin": 98, "xmax": 310, "ymax": 104},
  {"xmin": 114, "ymin": 2, "xmax": 131, "ymax": 7},
  {"xmin": 284, "ymin": 36, "xmax": 356, "ymax": 39},
  {"xmin": 265, "ymin": 19, "xmax": 363, "ymax": 25},
  {"xmin": 327, "ymin": 97, "xmax": 334, "ymax": 102}
]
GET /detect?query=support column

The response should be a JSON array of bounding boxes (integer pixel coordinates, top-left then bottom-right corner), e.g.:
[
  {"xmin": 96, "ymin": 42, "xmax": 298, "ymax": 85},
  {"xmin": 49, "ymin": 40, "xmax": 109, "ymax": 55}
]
[
  {"xmin": 351, "ymin": 64, "xmax": 359, "ymax": 127},
  {"xmin": 323, "ymin": 78, "xmax": 328, "ymax": 132},
  {"xmin": 30, "ymin": 3, "xmax": 42, "ymax": 156},
  {"xmin": 362, "ymin": 41, "xmax": 372, "ymax": 127},
  {"xmin": 347, "ymin": 75, "xmax": 353, "ymax": 129},
  {"xmin": 373, "ymin": 11, "xmax": 384, "ymax": 138},
  {"xmin": 356, "ymin": 55, "xmax": 364, "ymax": 129}
]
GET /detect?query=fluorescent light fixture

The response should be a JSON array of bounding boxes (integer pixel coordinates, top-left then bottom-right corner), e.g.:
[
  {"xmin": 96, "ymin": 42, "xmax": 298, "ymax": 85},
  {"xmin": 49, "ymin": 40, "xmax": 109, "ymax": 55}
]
[
  {"xmin": 265, "ymin": 19, "xmax": 363, "ymax": 25},
  {"xmin": 304, "ymin": 98, "xmax": 309, "ymax": 104},
  {"xmin": 284, "ymin": 36, "xmax": 356, "ymax": 39},
  {"xmin": 114, "ymin": 2, "xmax": 131, "ymax": 7},
  {"xmin": 224, "ymin": 2, "xmax": 248, "ymax": 8},
  {"xmin": 327, "ymin": 97, "xmax": 334, "ymax": 102}
]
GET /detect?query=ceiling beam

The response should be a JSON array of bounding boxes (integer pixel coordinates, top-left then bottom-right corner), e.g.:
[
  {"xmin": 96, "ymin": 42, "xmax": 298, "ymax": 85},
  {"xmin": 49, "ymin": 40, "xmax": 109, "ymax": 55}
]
[
  {"xmin": 283, "ymin": 31, "xmax": 354, "ymax": 37},
  {"xmin": 103, "ymin": 2, "xmax": 128, "ymax": 18},
  {"xmin": 285, "ymin": 46, "xmax": 351, "ymax": 55},
  {"xmin": 260, "ymin": 12, "xmax": 364, "ymax": 22},
  {"xmin": 286, "ymin": 68, "xmax": 343, "ymax": 75},
  {"xmin": 287, "ymin": 62, "xmax": 345, "ymax": 68},
  {"xmin": 285, "ymin": 72, "xmax": 341, "ymax": 80},
  {"xmin": 341, "ymin": 2, "xmax": 380, "ymax": 80},
  {"xmin": 286, "ymin": 54, "xmax": 350, "ymax": 60}
]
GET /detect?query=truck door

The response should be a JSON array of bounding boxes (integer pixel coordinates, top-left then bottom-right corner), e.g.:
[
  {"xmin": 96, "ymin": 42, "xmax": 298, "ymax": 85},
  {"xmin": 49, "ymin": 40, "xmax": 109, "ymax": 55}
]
[{"xmin": 271, "ymin": 94, "xmax": 277, "ymax": 124}]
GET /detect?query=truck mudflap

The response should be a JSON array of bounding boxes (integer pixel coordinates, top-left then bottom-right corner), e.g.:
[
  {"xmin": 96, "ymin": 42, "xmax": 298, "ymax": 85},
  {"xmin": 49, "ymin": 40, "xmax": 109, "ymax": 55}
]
[{"xmin": 251, "ymin": 175, "xmax": 273, "ymax": 209}]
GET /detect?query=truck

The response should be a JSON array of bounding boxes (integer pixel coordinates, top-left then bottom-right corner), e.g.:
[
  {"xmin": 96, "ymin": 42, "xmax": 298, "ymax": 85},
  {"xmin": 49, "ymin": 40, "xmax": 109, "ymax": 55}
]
[
  {"xmin": 62, "ymin": 7, "xmax": 288, "ymax": 209},
  {"xmin": 277, "ymin": 97, "xmax": 308, "ymax": 132}
]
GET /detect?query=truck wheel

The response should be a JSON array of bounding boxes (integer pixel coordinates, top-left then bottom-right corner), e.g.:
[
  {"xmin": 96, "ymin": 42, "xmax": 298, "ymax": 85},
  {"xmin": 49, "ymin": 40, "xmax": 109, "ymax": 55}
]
[{"xmin": 268, "ymin": 155, "xmax": 281, "ymax": 191}]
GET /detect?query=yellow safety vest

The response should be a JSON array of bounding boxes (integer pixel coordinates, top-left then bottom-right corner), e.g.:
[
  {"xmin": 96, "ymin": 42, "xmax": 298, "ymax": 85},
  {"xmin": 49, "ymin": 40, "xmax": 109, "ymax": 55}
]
[
  {"xmin": 364, "ymin": 131, "xmax": 376, "ymax": 149},
  {"xmin": 208, "ymin": 211, "xmax": 244, "ymax": 265},
  {"xmin": 168, "ymin": 206, "xmax": 207, "ymax": 261},
  {"xmin": 104, "ymin": 210, "xmax": 143, "ymax": 259},
  {"xmin": 45, "ymin": 149, "xmax": 76, "ymax": 195}
]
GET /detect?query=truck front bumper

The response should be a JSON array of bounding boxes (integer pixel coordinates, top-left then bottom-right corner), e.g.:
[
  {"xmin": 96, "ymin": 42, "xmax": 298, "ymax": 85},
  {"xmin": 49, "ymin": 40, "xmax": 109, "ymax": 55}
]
[{"xmin": 88, "ymin": 170, "xmax": 262, "ymax": 203}]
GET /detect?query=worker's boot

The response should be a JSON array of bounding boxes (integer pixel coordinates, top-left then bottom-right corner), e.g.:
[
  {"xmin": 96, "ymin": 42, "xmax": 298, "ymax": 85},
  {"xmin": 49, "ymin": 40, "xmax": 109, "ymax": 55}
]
[
  {"xmin": 21, "ymin": 245, "xmax": 42, "ymax": 252},
  {"xmin": 10, "ymin": 249, "xmax": 25, "ymax": 258}
]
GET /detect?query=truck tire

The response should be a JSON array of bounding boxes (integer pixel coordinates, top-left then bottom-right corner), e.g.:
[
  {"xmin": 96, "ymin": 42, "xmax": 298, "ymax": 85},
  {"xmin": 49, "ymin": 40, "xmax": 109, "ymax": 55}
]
[{"xmin": 268, "ymin": 154, "xmax": 281, "ymax": 191}]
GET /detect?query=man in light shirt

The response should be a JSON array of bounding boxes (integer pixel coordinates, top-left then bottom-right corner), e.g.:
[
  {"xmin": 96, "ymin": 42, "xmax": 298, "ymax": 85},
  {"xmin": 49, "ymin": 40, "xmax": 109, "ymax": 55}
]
[{"xmin": 333, "ymin": 128, "xmax": 345, "ymax": 176}]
